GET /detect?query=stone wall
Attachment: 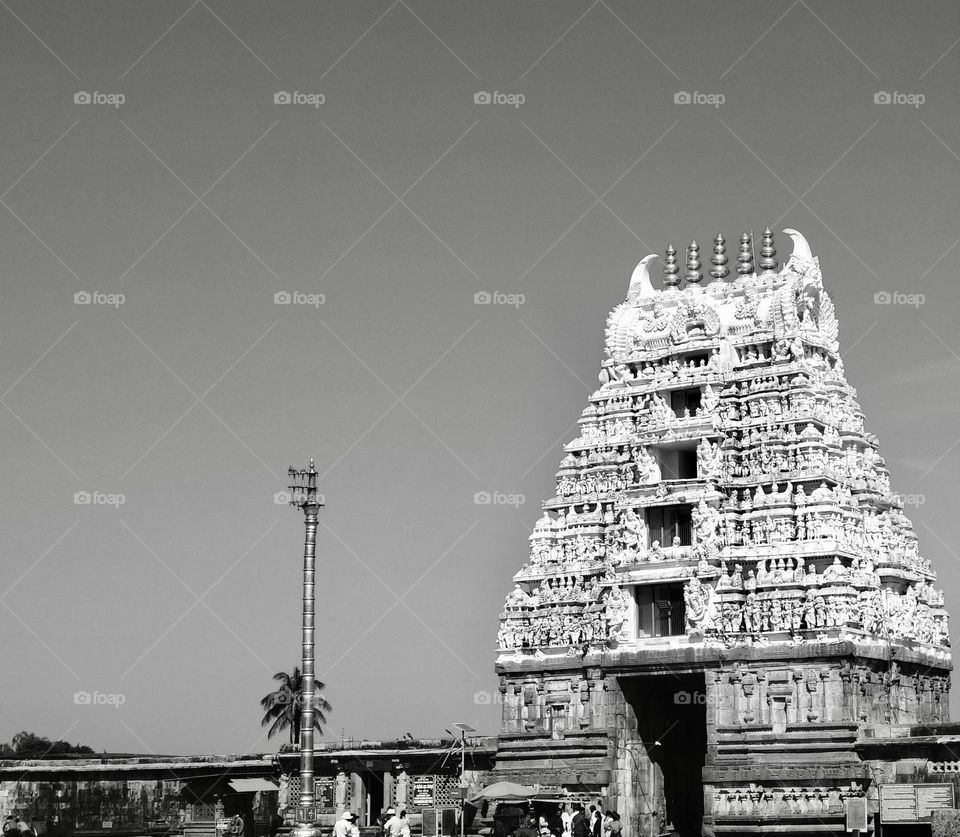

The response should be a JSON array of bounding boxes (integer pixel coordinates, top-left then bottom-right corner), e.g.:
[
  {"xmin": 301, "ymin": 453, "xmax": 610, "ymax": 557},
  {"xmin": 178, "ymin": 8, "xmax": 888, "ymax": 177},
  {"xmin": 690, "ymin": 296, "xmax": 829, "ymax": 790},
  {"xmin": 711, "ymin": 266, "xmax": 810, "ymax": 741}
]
[{"xmin": 0, "ymin": 779, "xmax": 185, "ymax": 831}]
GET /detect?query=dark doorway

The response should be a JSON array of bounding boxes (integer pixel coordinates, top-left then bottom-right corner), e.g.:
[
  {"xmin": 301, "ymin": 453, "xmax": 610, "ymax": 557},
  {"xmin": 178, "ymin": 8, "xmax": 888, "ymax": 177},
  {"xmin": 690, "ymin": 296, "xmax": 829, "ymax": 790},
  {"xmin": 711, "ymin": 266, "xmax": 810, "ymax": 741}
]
[
  {"xmin": 361, "ymin": 770, "xmax": 385, "ymax": 827},
  {"xmin": 620, "ymin": 673, "xmax": 707, "ymax": 837}
]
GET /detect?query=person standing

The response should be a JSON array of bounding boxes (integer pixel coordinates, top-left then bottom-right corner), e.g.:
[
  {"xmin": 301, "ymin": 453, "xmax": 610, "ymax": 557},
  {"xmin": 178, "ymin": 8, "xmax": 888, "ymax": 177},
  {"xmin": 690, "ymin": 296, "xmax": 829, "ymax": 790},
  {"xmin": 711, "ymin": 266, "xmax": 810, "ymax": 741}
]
[
  {"xmin": 605, "ymin": 813, "xmax": 621, "ymax": 837},
  {"xmin": 3, "ymin": 817, "xmax": 15, "ymax": 837},
  {"xmin": 571, "ymin": 806, "xmax": 589, "ymax": 837},
  {"xmin": 334, "ymin": 812, "xmax": 359, "ymax": 837},
  {"xmin": 538, "ymin": 813, "xmax": 551, "ymax": 837},
  {"xmin": 384, "ymin": 809, "xmax": 405, "ymax": 837},
  {"xmin": 587, "ymin": 807, "xmax": 600, "ymax": 837},
  {"xmin": 560, "ymin": 805, "xmax": 573, "ymax": 837},
  {"xmin": 378, "ymin": 808, "xmax": 396, "ymax": 837}
]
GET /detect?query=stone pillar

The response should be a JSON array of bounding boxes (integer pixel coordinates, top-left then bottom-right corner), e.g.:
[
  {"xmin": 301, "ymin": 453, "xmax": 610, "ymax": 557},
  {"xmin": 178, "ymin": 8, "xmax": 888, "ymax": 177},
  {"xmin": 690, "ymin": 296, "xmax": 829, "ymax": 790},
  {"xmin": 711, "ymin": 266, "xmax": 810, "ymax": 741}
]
[
  {"xmin": 383, "ymin": 773, "xmax": 394, "ymax": 813},
  {"xmin": 334, "ymin": 772, "xmax": 349, "ymax": 817},
  {"xmin": 350, "ymin": 774, "xmax": 363, "ymax": 822},
  {"xmin": 394, "ymin": 772, "xmax": 408, "ymax": 812}
]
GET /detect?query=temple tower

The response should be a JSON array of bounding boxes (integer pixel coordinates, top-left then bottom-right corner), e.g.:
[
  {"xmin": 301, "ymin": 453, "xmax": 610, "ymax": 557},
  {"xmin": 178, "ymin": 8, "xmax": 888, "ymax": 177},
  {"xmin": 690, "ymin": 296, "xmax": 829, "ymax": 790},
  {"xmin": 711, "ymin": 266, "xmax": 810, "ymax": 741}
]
[{"xmin": 493, "ymin": 230, "xmax": 951, "ymax": 837}]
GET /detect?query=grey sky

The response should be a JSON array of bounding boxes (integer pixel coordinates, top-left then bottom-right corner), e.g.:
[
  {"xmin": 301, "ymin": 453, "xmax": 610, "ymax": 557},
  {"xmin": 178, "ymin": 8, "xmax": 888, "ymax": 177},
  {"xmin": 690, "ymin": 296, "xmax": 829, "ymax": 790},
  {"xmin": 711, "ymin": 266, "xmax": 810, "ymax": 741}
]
[{"xmin": 0, "ymin": 1, "xmax": 958, "ymax": 753}]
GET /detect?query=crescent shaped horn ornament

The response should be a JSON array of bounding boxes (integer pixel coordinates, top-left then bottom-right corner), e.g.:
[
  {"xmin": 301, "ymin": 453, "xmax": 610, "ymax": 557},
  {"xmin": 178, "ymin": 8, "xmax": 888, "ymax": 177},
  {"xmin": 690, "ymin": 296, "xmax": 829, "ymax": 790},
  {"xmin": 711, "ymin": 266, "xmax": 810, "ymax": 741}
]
[
  {"xmin": 783, "ymin": 228, "xmax": 813, "ymax": 263},
  {"xmin": 628, "ymin": 254, "xmax": 658, "ymax": 298}
]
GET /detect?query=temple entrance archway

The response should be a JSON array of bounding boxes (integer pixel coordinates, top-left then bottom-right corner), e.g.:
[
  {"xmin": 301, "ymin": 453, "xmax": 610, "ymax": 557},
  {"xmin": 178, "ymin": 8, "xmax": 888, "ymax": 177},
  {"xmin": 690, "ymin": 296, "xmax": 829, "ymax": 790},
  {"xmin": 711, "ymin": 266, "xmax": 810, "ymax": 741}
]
[{"xmin": 621, "ymin": 673, "xmax": 707, "ymax": 837}]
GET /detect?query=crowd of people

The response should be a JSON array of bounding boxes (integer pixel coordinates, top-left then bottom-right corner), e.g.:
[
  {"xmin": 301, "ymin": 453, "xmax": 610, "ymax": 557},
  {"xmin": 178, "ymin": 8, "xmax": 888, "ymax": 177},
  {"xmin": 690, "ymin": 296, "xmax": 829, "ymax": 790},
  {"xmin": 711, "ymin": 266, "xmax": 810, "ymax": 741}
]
[
  {"xmin": 507, "ymin": 803, "xmax": 620, "ymax": 837},
  {"xmin": 332, "ymin": 807, "xmax": 412, "ymax": 837},
  {"xmin": 330, "ymin": 801, "xmax": 618, "ymax": 837}
]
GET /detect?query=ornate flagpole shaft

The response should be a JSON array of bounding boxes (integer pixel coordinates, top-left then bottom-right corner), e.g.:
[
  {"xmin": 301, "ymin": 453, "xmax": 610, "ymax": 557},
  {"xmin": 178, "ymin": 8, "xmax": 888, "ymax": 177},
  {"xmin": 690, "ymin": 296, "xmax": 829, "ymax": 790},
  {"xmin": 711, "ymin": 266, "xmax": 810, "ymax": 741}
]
[
  {"xmin": 300, "ymin": 503, "xmax": 317, "ymax": 810},
  {"xmin": 288, "ymin": 460, "xmax": 323, "ymax": 837}
]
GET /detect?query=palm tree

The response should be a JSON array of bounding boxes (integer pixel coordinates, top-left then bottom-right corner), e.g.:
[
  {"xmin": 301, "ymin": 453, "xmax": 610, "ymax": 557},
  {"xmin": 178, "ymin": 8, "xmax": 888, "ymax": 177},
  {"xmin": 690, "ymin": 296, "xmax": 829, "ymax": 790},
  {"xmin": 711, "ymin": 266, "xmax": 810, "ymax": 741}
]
[{"xmin": 260, "ymin": 667, "xmax": 332, "ymax": 744}]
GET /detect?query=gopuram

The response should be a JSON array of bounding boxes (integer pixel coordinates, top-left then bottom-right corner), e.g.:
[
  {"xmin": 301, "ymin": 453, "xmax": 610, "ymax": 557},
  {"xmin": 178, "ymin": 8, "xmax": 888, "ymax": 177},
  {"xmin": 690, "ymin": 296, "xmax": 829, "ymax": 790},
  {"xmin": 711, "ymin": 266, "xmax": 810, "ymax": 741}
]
[{"xmin": 493, "ymin": 230, "xmax": 952, "ymax": 837}]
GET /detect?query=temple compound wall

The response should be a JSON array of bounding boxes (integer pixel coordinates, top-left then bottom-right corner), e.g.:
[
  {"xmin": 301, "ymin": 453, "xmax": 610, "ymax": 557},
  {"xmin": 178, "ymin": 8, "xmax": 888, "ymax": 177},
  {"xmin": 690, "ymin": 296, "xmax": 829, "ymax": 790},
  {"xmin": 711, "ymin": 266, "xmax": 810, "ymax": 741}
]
[
  {"xmin": 0, "ymin": 741, "xmax": 498, "ymax": 835},
  {"xmin": 493, "ymin": 230, "xmax": 952, "ymax": 837}
]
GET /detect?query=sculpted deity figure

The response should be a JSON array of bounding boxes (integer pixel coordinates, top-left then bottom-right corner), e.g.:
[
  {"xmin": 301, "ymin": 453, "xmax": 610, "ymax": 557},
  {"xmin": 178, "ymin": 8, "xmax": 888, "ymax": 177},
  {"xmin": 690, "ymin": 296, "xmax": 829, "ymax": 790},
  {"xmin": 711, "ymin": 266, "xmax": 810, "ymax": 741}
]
[
  {"xmin": 648, "ymin": 392, "xmax": 674, "ymax": 424},
  {"xmin": 696, "ymin": 550, "xmax": 712, "ymax": 577},
  {"xmin": 697, "ymin": 437, "xmax": 724, "ymax": 481},
  {"xmin": 745, "ymin": 569, "xmax": 757, "ymax": 591},
  {"xmin": 505, "ymin": 584, "xmax": 530, "ymax": 610},
  {"xmin": 692, "ymin": 499, "xmax": 722, "ymax": 547},
  {"xmin": 702, "ymin": 384, "xmax": 720, "ymax": 414},
  {"xmin": 619, "ymin": 507, "xmax": 648, "ymax": 550},
  {"xmin": 791, "ymin": 599, "xmax": 803, "ymax": 632},
  {"xmin": 743, "ymin": 592, "xmax": 758, "ymax": 632},
  {"xmin": 770, "ymin": 597, "xmax": 785, "ymax": 631},
  {"xmin": 636, "ymin": 446, "xmax": 662, "ymax": 483},
  {"xmin": 718, "ymin": 561, "xmax": 731, "ymax": 588},
  {"xmin": 826, "ymin": 596, "xmax": 841, "ymax": 628},
  {"xmin": 803, "ymin": 590, "xmax": 816, "ymax": 629},
  {"xmin": 731, "ymin": 563, "xmax": 744, "ymax": 589},
  {"xmin": 814, "ymin": 596, "xmax": 827, "ymax": 628},
  {"xmin": 684, "ymin": 577, "xmax": 710, "ymax": 633},
  {"xmin": 604, "ymin": 585, "xmax": 629, "ymax": 639}
]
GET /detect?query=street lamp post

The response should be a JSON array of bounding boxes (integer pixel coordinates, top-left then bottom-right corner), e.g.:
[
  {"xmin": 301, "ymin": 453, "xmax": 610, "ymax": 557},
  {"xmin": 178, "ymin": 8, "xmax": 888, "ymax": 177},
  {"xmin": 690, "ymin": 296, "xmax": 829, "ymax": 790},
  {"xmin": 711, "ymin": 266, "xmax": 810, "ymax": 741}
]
[
  {"xmin": 288, "ymin": 460, "xmax": 324, "ymax": 837},
  {"xmin": 451, "ymin": 723, "xmax": 476, "ymax": 837}
]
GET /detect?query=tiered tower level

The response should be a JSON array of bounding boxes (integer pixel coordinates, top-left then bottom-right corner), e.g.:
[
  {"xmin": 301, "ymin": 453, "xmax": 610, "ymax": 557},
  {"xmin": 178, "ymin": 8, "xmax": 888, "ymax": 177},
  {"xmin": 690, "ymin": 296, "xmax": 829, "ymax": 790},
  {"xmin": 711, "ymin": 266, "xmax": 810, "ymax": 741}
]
[{"xmin": 492, "ymin": 230, "xmax": 952, "ymax": 837}]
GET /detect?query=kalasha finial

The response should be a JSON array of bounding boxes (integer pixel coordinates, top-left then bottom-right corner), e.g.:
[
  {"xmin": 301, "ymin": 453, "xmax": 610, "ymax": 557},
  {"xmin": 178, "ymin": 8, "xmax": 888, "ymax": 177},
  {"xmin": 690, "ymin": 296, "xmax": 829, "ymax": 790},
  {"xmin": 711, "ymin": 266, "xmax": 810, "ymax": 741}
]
[
  {"xmin": 710, "ymin": 233, "xmax": 729, "ymax": 280},
  {"xmin": 685, "ymin": 240, "xmax": 702, "ymax": 285},
  {"xmin": 759, "ymin": 227, "xmax": 778, "ymax": 273},
  {"xmin": 737, "ymin": 232, "xmax": 754, "ymax": 276},
  {"xmin": 663, "ymin": 244, "xmax": 680, "ymax": 288}
]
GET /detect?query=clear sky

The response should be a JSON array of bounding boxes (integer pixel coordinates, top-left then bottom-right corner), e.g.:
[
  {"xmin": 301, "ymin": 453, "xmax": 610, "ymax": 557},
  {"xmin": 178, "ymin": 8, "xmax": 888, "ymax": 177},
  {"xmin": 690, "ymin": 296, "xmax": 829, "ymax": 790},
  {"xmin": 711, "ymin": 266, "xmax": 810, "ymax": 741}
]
[{"xmin": 0, "ymin": 1, "xmax": 958, "ymax": 754}]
